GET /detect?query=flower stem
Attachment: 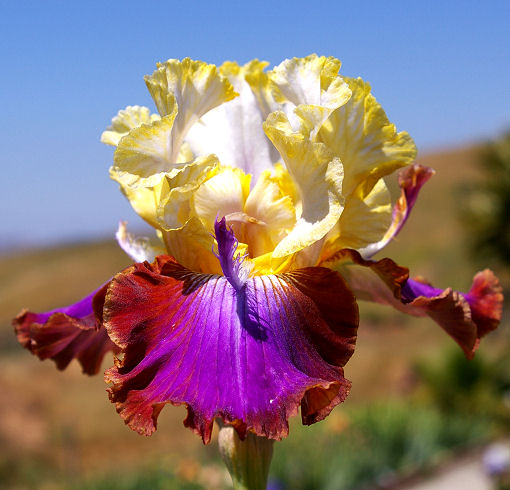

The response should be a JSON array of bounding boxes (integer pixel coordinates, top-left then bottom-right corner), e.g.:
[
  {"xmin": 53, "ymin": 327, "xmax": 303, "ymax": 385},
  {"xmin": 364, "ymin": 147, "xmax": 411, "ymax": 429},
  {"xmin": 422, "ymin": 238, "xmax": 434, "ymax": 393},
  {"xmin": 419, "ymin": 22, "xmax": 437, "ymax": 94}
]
[{"xmin": 218, "ymin": 424, "xmax": 274, "ymax": 490}]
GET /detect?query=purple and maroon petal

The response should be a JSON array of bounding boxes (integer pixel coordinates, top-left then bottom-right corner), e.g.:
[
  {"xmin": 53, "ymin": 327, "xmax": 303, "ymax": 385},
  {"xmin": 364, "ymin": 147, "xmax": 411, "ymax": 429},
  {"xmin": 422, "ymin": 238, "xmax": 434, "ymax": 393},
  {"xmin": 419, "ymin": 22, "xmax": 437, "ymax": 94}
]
[
  {"xmin": 360, "ymin": 164, "xmax": 435, "ymax": 257},
  {"xmin": 101, "ymin": 224, "xmax": 358, "ymax": 443},
  {"xmin": 14, "ymin": 284, "xmax": 119, "ymax": 375},
  {"xmin": 322, "ymin": 249, "xmax": 503, "ymax": 358},
  {"xmin": 401, "ymin": 270, "xmax": 503, "ymax": 358}
]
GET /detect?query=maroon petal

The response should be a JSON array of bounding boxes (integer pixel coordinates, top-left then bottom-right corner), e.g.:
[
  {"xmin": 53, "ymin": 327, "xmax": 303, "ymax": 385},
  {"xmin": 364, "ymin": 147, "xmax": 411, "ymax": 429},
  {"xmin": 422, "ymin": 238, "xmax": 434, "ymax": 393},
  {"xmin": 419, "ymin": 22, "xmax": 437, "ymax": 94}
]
[
  {"xmin": 464, "ymin": 269, "xmax": 504, "ymax": 338},
  {"xmin": 13, "ymin": 284, "xmax": 119, "ymax": 375},
  {"xmin": 101, "ymin": 253, "xmax": 358, "ymax": 443},
  {"xmin": 401, "ymin": 270, "xmax": 503, "ymax": 358},
  {"xmin": 322, "ymin": 249, "xmax": 503, "ymax": 358}
]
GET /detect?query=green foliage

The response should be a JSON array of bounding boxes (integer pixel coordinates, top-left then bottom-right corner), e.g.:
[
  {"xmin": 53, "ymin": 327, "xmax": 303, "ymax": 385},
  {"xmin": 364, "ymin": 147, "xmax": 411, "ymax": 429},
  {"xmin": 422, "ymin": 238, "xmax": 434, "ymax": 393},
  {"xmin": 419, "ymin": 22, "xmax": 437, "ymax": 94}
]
[
  {"xmin": 269, "ymin": 400, "xmax": 491, "ymax": 490},
  {"xmin": 415, "ymin": 347, "xmax": 510, "ymax": 427},
  {"xmin": 0, "ymin": 457, "xmax": 203, "ymax": 490},
  {"xmin": 76, "ymin": 468, "xmax": 202, "ymax": 490},
  {"xmin": 459, "ymin": 132, "xmax": 510, "ymax": 266}
]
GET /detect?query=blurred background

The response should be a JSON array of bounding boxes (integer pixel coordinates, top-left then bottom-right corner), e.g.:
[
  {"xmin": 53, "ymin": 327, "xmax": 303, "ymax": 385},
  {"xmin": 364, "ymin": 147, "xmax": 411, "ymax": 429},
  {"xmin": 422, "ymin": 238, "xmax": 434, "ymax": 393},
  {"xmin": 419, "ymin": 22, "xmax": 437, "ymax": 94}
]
[{"xmin": 1, "ymin": 1, "xmax": 510, "ymax": 488}]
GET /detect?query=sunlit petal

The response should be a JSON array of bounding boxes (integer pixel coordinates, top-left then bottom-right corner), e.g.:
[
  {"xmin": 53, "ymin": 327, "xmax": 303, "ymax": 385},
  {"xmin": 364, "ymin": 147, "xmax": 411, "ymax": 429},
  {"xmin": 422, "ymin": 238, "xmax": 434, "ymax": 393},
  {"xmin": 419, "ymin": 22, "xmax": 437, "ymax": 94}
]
[
  {"xmin": 145, "ymin": 58, "xmax": 237, "ymax": 161},
  {"xmin": 115, "ymin": 221, "xmax": 165, "ymax": 263},
  {"xmin": 186, "ymin": 61, "xmax": 277, "ymax": 178},
  {"xmin": 319, "ymin": 77, "xmax": 417, "ymax": 197},
  {"xmin": 270, "ymin": 55, "xmax": 351, "ymax": 137},
  {"xmin": 264, "ymin": 112, "xmax": 344, "ymax": 259},
  {"xmin": 101, "ymin": 105, "xmax": 160, "ymax": 147}
]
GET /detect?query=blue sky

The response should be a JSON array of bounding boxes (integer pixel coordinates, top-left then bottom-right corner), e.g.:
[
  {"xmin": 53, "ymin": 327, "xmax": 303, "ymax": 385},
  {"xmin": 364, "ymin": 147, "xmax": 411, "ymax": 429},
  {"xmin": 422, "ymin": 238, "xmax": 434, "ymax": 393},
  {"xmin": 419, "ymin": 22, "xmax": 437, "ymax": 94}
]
[{"xmin": 2, "ymin": 0, "xmax": 509, "ymax": 248}]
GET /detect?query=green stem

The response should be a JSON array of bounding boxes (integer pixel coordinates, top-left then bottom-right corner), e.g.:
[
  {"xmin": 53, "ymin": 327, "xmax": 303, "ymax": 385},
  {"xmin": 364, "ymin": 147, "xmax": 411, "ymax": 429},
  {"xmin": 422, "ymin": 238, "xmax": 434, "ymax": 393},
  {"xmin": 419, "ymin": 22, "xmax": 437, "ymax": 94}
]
[{"xmin": 218, "ymin": 424, "xmax": 274, "ymax": 490}]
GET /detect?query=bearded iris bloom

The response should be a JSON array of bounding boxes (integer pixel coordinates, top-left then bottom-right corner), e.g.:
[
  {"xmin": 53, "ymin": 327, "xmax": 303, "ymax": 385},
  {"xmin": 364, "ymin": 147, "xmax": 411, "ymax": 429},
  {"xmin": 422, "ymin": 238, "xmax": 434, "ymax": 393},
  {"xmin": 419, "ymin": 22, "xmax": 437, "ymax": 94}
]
[{"xmin": 15, "ymin": 55, "xmax": 503, "ymax": 445}]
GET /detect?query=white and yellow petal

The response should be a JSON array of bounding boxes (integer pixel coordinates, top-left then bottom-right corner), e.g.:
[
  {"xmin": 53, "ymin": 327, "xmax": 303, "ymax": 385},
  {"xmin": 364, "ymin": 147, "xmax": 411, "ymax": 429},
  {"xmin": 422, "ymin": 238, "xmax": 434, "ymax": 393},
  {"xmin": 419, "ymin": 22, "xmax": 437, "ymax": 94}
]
[
  {"xmin": 322, "ymin": 178, "xmax": 393, "ymax": 258},
  {"xmin": 270, "ymin": 55, "xmax": 351, "ymax": 138},
  {"xmin": 161, "ymin": 217, "xmax": 221, "ymax": 274},
  {"xmin": 264, "ymin": 111, "xmax": 344, "ymax": 258},
  {"xmin": 186, "ymin": 60, "xmax": 277, "ymax": 178},
  {"xmin": 101, "ymin": 106, "xmax": 160, "ymax": 147},
  {"xmin": 116, "ymin": 221, "xmax": 166, "ymax": 263},
  {"xmin": 111, "ymin": 110, "xmax": 219, "ymax": 209},
  {"xmin": 191, "ymin": 166, "xmax": 250, "ymax": 231},
  {"xmin": 244, "ymin": 170, "xmax": 296, "ymax": 258},
  {"xmin": 319, "ymin": 77, "xmax": 417, "ymax": 198},
  {"xmin": 111, "ymin": 110, "xmax": 180, "ymax": 188},
  {"xmin": 155, "ymin": 155, "xmax": 220, "ymax": 230},
  {"xmin": 145, "ymin": 58, "xmax": 237, "ymax": 161},
  {"xmin": 111, "ymin": 111, "xmax": 219, "ymax": 229}
]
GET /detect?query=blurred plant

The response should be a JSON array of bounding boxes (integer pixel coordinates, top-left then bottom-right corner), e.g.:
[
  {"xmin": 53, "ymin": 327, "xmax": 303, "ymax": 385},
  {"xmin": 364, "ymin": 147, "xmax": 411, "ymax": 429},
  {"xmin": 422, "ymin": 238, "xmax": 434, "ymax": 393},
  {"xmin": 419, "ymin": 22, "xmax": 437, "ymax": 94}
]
[
  {"xmin": 414, "ymin": 347, "xmax": 510, "ymax": 429},
  {"xmin": 270, "ymin": 401, "xmax": 491, "ymax": 490},
  {"xmin": 460, "ymin": 132, "xmax": 510, "ymax": 267}
]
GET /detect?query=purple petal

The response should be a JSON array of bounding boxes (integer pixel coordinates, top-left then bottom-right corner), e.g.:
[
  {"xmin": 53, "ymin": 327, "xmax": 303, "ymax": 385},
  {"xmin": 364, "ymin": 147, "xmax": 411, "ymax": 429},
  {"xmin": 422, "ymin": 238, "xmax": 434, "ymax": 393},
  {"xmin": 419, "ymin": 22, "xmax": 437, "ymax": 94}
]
[
  {"xmin": 401, "ymin": 279, "xmax": 442, "ymax": 302},
  {"xmin": 214, "ymin": 217, "xmax": 249, "ymax": 291},
  {"xmin": 101, "ymin": 254, "xmax": 358, "ymax": 442}
]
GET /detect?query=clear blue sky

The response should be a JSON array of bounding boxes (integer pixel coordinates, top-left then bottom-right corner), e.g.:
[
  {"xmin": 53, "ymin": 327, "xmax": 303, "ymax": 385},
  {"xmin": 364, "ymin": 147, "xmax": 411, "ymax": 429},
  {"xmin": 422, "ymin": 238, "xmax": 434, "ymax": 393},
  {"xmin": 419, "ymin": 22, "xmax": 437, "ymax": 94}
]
[{"xmin": 2, "ymin": 0, "xmax": 509, "ymax": 248}]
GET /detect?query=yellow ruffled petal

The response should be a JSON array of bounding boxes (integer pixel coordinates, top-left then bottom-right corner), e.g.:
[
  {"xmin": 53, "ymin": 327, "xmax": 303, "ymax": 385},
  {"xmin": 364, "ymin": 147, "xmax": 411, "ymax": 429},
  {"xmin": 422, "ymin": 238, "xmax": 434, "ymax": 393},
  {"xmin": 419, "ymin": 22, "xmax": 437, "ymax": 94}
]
[
  {"xmin": 242, "ymin": 59, "xmax": 281, "ymax": 119},
  {"xmin": 191, "ymin": 166, "xmax": 250, "ymax": 231},
  {"xmin": 156, "ymin": 156, "xmax": 220, "ymax": 230},
  {"xmin": 263, "ymin": 111, "xmax": 344, "ymax": 258},
  {"xmin": 319, "ymin": 77, "xmax": 417, "ymax": 198},
  {"xmin": 322, "ymin": 178, "xmax": 392, "ymax": 258},
  {"xmin": 120, "ymin": 180, "xmax": 164, "ymax": 229},
  {"xmin": 145, "ymin": 58, "xmax": 237, "ymax": 117},
  {"xmin": 101, "ymin": 106, "xmax": 160, "ymax": 147},
  {"xmin": 113, "ymin": 115, "xmax": 219, "ymax": 230},
  {"xmin": 145, "ymin": 58, "xmax": 237, "ymax": 161},
  {"xmin": 111, "ymin": 110, "xmax": 179, "ymax": 189},
  {"xmin": 244, "ymin": 170, "xmax": 296, "ymax": 258},
  {"xmin": 111, "ymin": 109, "xmax": 218, "ymax": 203},
  {"xmin": 270, "ymin": 55, "xmax": 351, "ymax": 138},
  {"xmin": 161, "ymin": 217, "xmax": 221, "ymax": 274}
]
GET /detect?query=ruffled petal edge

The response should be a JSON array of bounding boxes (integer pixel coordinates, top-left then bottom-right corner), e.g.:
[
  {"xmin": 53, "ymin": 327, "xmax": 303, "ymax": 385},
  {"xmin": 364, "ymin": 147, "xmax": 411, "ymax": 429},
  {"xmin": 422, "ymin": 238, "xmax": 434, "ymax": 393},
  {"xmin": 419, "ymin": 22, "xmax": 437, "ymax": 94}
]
[{"xmin": 13, "ymin": 284, "xmax": 120, "ymax": 375}]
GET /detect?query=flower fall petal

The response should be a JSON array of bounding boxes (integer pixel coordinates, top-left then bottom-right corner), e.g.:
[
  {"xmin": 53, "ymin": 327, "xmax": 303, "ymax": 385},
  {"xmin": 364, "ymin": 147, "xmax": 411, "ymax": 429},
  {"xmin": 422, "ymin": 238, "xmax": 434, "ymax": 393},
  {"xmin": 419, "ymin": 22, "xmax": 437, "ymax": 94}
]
[
  {"xmin": 14, "ymin": 284, "xmax": 119, "ymax": 375},
  {"xmin": 102, "ymin": 224, "xmax": 358, "ymax": 442}
]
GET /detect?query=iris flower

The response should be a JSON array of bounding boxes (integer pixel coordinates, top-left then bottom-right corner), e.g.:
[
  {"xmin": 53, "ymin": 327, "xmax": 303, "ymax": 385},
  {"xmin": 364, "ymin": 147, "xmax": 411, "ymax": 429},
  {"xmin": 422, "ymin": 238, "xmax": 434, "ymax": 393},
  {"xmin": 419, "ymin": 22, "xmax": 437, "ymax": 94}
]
[{"xmin": 15, "ymin": 55, "xmax": 503, "ymax": 445}]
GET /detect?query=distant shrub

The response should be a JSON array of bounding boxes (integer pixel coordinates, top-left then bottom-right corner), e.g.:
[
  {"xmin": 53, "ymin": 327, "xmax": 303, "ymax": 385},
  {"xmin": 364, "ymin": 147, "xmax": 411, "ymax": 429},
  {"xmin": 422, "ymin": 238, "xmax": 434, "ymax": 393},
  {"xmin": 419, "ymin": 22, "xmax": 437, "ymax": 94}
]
[
  {"xmin": 460, "ymin": 132, "xmax": 510, "ymax": 267},
  {"xmin": 415, "ymin": 347, "xmax": 510, "ymax": 429}
]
